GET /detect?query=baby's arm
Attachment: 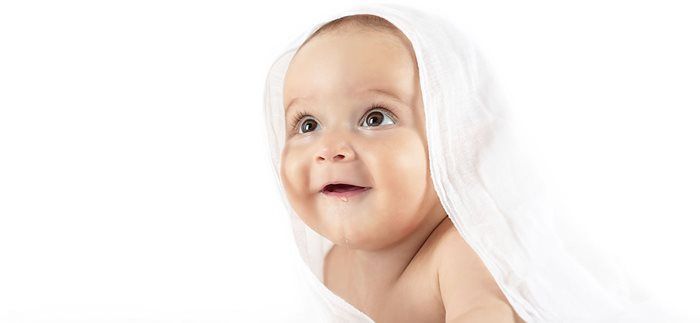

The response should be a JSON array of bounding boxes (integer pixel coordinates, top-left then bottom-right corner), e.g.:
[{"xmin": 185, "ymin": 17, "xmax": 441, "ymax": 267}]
[
  {"xmin": 445, "ymin": 304, "xmax": 518, "ymax": 323},
  {"xmin": 437, "ymin": 228, "xmax": 520, "ymax": 323}
]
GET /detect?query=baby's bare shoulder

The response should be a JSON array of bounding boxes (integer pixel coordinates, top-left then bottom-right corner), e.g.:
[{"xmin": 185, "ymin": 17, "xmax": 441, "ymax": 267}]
[
  {"xmin": 431, "ymin": 218, "xmax": 521, "ymax": 322},
  {"xmin": 430, "ymin": 218, "xmax": 481, "ymax": 268}
]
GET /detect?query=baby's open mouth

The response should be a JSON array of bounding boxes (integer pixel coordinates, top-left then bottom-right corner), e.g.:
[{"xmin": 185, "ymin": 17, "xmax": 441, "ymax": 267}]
[
  {"xmin": 320, "ymin": 183, "xmax": 372, "ymax": 200},
  {"xmin": 322, "ymin": 183, "xmax": 367, "ymax": 193}
]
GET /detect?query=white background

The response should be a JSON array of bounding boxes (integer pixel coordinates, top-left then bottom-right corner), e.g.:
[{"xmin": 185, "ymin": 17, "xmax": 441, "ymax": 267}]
[{"xmin": 1, "ymin": 0, "xmax": 698, "ymax": 321}]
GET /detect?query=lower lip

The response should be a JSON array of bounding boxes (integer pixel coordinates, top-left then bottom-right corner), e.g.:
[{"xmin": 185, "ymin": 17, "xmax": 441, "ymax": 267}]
[{"xmin": 321, "ymin": 187, "xmax": 371, "ymax": 199}]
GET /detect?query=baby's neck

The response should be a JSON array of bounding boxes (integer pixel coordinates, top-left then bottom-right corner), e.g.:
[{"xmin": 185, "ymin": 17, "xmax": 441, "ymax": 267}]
[{"xmin": 327, "ymin": 208, "xmax": 449, "ymax": 303}]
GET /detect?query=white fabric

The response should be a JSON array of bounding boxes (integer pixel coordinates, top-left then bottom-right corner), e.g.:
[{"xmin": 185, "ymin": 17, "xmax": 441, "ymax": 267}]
[{"xmin": 263, "ymin": 3, "xmax": 681, "ymax": 322}]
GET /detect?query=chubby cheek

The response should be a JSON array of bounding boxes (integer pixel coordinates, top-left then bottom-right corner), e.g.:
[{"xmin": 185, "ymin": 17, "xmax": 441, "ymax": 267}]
[
  {"xmin": 345, "ymin": 132, "xmax": 429, "ymax": 248},
  {"xmin": 280, "ymin": 145, "xmax": 319, "ymax": 230}
]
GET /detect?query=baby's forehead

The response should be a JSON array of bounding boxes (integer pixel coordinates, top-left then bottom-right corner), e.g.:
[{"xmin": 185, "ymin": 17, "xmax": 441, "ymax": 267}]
[
  {"xmin": 285, "ymin": 44, "xmax": 417, "ymax": 108},
  {"xmin": 285, "ymin": 51, "xmax": 415, "ymax": 110},
  {"xmin": 297, "ymin": 29, "xmax": 414, "ymax": 63}
]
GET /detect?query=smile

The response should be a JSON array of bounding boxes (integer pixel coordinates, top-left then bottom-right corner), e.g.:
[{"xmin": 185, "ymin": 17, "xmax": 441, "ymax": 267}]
[{"xmin": 321, "ymin": 184, "xmax": 372, "ymax": 201}]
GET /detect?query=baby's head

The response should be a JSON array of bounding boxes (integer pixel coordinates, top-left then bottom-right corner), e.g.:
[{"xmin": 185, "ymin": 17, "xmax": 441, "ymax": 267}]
[{"xmin": 280, "ymin": 15, "xmax": 445, "ymax": 251}]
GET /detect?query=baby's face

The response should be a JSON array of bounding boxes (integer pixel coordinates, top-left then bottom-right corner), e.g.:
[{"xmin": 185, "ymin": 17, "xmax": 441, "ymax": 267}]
[{"xmin": 280, "ymin": 28, "xmax": 441, "ymax": 250}]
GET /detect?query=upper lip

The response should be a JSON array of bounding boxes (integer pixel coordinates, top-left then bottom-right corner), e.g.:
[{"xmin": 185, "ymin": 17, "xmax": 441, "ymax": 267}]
[{"xmin": 319, "ymin": 180, "xmax": 371, "ymax": 193}]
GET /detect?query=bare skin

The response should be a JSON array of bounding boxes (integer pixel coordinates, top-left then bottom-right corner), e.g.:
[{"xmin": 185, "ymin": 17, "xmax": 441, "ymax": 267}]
[
  {"xmin": 281, "ymin": 24, "xmax": 524, "ymax": 323},
  {"xmin": 324, "ymin": 217, "xmax": 526, "ymax": 323}
]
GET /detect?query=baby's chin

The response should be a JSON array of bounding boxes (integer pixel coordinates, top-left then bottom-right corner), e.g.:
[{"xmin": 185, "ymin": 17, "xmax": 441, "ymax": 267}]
[
  {"xmin": 311, "ymin": 191, "xmax": 416, "ymax": 250},
  {"xmin": 318, "ymin": 213, "xmax": 405, "ymax": 251}
]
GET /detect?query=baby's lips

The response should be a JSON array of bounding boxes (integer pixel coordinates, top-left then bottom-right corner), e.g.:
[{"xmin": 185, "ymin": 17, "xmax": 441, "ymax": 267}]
[
  {"xmin": 322, "ymin": 183, "xmax": 367, "ymax": 193},
  {"xmin": 317, "ymin": 180, "xmax": 371, "ymax": 193}
]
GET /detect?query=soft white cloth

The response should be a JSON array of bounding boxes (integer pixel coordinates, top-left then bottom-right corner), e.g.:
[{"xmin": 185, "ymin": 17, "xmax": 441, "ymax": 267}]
[{"xmin": 263, "ymin": 3, "xmax": 681, "ymax": 322}]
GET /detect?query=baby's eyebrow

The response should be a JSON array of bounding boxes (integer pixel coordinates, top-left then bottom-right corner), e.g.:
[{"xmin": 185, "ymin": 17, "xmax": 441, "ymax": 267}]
[
  {"xmin": 358, "ymin": 88, "xmax": 411, "ymax": 112},
  {"xmin": 285, "ymin": 96, "xmax": 307, "ymax": 113},
  {"xmin": 285, "ymin": 88, "xmax": 408, "ymax": 114},
  {"xmin": 362, "ymin": 88, "xmax": 405, "ymax": 105}
]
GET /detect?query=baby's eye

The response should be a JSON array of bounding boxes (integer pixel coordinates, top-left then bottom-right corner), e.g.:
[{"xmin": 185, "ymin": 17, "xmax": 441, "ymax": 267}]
[
  {"xmin": 361, "ymin": 108, "xmax": 396, "ymax": 128},
  {"xmin": 299, "ymin": 118, "xmax": 318, "ymax": 134},
  {"xmin": 291, "ymin": 106, "xmax": 396, "ymax": 135}
]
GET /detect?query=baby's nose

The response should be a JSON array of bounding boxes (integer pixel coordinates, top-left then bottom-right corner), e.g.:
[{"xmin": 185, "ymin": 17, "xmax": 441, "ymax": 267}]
[{"xmin": 316, "ymin": 145, "xmax": 354, "ymax": 163}]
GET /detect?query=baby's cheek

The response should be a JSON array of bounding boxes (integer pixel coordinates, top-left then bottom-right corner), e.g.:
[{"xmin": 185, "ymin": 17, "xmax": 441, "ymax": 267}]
[
  {"xmin": 368, "ymin": 135, "xmax": 427, "ymax": 224},
  {"xmin": 280, "ymin": 150, "xmax": 305, "ymax": 203},
  {"xmin": 281, "ymin": 149, "xmax": 321, "ymax": 225},
  {"xmin": 389, "ymin": 136, "xmax": 427, "ymax": 193},
  {"xmin": 279, "ymin": 149, "xmax": 293, "ymax": 195}
]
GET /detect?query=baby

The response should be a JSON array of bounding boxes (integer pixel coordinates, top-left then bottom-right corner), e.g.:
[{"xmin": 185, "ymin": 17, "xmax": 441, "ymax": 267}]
[{"xmin": 280, "ymin": 14, "xmax": 524, "ymax": 323}]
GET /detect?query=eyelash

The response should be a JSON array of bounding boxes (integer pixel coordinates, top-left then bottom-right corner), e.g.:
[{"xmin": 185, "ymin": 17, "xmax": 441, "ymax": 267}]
[{"xmin": 288, "ymin": 103, "xmax": 397, "ymax": 134}]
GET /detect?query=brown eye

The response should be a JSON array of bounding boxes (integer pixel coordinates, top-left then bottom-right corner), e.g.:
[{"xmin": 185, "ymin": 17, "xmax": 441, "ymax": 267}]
[
  {"xmin": 300, "ymin": 119, "xmax": 318, "ymax": 133},
  {"xmin": 361, "ymin": 109, "xmax": 395, "ymax": 128}
]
